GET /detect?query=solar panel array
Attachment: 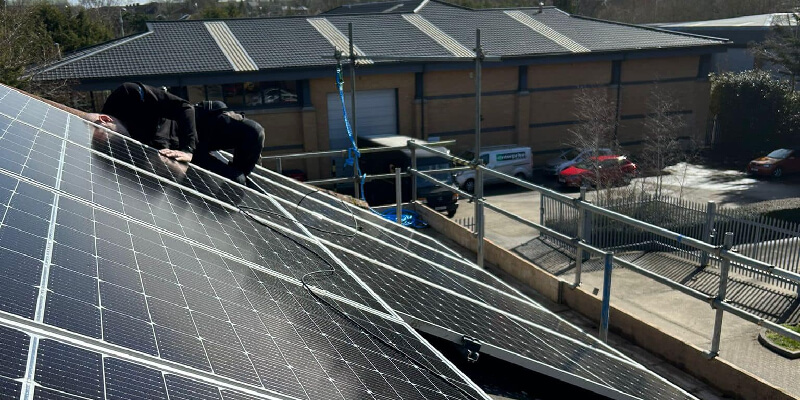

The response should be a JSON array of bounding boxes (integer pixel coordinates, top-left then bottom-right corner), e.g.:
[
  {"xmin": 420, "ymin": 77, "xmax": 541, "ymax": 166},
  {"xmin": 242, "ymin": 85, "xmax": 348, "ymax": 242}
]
[
  {"xmin": 243, "ymin": 151, "xmax": 702, "ymax": 400},
  {"xmin": 0, "ymin": 84, "xmax": 698, "ymax": 400},
  {"xmin": 0, "ymin": 85, "xmax": 488, "ymax": 400}
]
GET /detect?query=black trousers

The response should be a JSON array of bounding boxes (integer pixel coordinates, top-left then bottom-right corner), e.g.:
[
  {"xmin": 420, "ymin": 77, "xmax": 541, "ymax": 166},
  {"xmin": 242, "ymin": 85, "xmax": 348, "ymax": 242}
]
[{"xmin": 192, "ymin": 116, "xmax": 265, "ymax": 185}]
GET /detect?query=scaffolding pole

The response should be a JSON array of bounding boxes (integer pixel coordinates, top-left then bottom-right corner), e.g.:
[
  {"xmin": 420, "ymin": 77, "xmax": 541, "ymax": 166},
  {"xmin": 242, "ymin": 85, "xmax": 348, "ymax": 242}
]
[{"xmin": 348, "ymin": 23, "xmax": 360, "ymax": 199}]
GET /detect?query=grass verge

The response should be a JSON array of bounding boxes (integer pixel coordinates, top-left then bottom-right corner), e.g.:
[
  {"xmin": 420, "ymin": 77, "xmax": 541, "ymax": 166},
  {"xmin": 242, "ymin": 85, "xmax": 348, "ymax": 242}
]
[{"xmin": 766, "ymin": 324, "xmax": 800, "ymax": 351}]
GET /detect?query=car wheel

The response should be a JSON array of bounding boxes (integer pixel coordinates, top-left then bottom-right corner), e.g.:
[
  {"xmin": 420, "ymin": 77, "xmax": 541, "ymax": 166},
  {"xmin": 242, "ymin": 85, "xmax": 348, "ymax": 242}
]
[
  {"xmin": 463, "ymin": 179, "xmax": 475, "ymax": 194},
  {"xmin": 514, "ymin": 172, "xmax": 527, "ymax": 183},
  {"xmin": 772, "ymin": 167, "xmax": 783, "ymax": 178},
  {"xmin": 446, "ymin": 209, "xmax": 457, "ymax": 218}
]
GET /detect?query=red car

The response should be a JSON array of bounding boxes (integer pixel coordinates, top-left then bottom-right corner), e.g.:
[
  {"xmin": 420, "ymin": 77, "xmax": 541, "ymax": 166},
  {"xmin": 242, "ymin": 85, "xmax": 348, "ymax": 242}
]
[
  {"xmin": 558, "ymin": 156, "xmax": 637, "ymax": 188},
  {"xmin": 748, "ymin": 148, "xmax": 800, "ymax": 178}
]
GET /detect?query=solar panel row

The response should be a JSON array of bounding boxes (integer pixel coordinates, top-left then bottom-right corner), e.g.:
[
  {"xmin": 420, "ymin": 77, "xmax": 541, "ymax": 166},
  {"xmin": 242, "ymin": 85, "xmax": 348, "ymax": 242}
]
[
  {"xmin": 0, "ymin": 85, "xmax": 489, "ymax": 400},
  {"xmin": 240, "ymin": 149, "xmax": 700, "ymax": 400}
]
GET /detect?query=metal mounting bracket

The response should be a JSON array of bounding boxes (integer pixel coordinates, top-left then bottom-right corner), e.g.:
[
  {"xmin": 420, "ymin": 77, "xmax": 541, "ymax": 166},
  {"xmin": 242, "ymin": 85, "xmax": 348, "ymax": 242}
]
[{"xmin": 460, "ymin": 335, "xmax": 481, "ymax": 363}]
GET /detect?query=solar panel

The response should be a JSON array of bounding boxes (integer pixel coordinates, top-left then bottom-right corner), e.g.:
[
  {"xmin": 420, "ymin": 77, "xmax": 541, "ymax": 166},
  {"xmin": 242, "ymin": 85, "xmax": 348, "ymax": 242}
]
[
  {"xmin": 241, "ymin": 152, "xmax": 700, "ymax": 399},
  {"xmin": 0, "ymin": 85, "xmax": 489, "ymax": 400}
]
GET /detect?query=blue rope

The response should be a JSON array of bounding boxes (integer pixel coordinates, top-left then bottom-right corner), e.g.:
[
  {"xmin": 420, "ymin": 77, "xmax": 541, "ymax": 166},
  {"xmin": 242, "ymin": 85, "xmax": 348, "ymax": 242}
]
[
  {"xmin": 335, "ymin": 65, "xmax": 366, "ymax": 200},
  {"xmin": 380, "ymin": 208, "xmax": 428, "ymax": 229},
  {"xmin": 335, "ymin": 65, "xmax": 426, "ymax": 229}
]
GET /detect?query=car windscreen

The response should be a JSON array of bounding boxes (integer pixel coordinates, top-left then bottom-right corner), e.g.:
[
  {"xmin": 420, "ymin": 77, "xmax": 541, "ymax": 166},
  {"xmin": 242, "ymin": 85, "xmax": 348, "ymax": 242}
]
[
  {"xmin": 573, "ymin": 161, "xmax": 594, "ymax": 170},
  {"xmin": 767, "ymin": 149, "xmax": 792, "ymax": 159},
  {"xmin": 417, "ymin": 158, "xmax": 453, "ymax": 187}
]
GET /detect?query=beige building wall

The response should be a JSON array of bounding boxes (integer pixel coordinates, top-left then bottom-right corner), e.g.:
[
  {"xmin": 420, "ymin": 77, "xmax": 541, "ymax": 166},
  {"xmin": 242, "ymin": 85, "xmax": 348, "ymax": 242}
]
[
  {"xmin": 237, "ymin": 55, "xmax": 708, "ymax": 179},
  {"xmin": 424, "ymin": 67, "xmax": 517, "ymax": 152},
  {"xmin": 527, "ymin": 61, "xmax": 613, "ymax": 164}
]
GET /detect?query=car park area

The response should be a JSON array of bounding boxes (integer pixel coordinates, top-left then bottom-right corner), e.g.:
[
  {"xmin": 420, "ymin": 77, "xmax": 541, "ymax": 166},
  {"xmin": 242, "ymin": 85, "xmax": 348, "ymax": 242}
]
[{"xmin": 450, "ymin": 161, "xmax": 800, "ymax": 243}]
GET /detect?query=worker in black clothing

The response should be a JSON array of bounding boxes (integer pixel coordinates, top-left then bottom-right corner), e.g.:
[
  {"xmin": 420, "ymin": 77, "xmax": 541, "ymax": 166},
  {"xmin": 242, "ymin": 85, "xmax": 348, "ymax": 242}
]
[
  {"xmin": 164, "ymin": 100, "xmax": 265, "ymax": 186},
  {"xmin": 87, "ymin": 82, "xmax": 197, "ymax": 162},
  {"xmin": 87, "ymin": 82, "xmax": 265, "ymax": 185}
]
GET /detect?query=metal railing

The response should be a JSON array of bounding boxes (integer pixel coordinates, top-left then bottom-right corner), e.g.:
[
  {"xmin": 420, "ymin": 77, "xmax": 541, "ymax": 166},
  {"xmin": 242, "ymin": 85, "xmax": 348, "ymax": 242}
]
[
  {"xmin": 262, "ymin": 139, "xmax": 800, "ymax": 356},
  {"xmin": 543, "ymin": 193, "xmax": 800, "ymax": 291},
  {"xmin": 403, "ymin": 141, "xmax": 800, "ymax": 354},
  {"xmin": 259, "ymin": 139, "xmax": 462, "ymax": 190}
]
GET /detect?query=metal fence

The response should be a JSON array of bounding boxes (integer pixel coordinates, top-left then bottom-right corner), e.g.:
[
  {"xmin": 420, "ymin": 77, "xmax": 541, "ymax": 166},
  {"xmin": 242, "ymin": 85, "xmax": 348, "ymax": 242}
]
[
  {"xmin": 455, "ymin": 216, "xmax": 475, "ymax": 231},
  {"xmin": 540, "ymin": 193, "xmax": 800, "ymax": 291}
]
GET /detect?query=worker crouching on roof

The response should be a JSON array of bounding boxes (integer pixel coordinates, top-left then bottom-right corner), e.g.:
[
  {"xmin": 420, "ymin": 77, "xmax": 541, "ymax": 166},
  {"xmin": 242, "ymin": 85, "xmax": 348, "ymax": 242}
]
[{"xmin": 86, "ymin": 82, "xmax": 265, "ymax": 186}]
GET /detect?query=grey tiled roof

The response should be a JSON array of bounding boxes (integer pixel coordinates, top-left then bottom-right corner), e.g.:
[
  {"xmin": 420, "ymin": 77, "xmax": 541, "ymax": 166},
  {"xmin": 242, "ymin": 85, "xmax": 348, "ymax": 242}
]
[
  {"xmin": 35, "ymin": 22, "xmax": 232, "ymax": 80},
  {"xmin": 226, "ymin": 18, "xmax": 334, "ymax": 69},
  {"xmin": 418, "ymin": 2, "xmax": 570, "ymax": 55},
  {"xmin": 33, "ymin": 0, "xmax": 727, "ymax": 82},
  {"xmin": 325, "ymin": 13, "xmax": 457, "ymax": 58}
]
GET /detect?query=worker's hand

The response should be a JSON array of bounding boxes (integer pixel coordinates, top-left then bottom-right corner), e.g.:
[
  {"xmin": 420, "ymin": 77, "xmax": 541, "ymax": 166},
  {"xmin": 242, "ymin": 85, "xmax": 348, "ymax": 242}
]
[{"xmin": 158, "ymin": 148, "xmax": 193, "ymax": 163}]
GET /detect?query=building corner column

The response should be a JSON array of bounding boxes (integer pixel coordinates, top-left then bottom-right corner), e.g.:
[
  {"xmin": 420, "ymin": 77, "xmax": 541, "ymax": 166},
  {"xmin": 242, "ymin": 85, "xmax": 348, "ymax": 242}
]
[{"xmin": 414, "ymin": 99, "xmax": 423, "ymax": 139}]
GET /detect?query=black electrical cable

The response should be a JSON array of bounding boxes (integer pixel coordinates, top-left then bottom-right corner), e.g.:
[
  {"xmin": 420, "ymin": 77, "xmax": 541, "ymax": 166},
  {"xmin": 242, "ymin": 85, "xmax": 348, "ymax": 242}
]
[{"xmin": 238, "ymin": 207, "xmax": 482, "ymax": 400}]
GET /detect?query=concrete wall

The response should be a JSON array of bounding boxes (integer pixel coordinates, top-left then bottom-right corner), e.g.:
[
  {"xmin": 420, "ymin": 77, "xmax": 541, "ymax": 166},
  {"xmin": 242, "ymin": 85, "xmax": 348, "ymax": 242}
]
[{"xmin": 413, "ymin": 204, "xmax": 796, "ymax": 400}]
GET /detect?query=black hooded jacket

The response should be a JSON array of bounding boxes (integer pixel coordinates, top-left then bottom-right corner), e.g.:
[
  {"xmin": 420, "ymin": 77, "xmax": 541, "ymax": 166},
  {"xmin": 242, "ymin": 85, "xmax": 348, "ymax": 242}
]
[{"xmin": 101, "ymin": 82, "xmax": 197, "ymax": 153}]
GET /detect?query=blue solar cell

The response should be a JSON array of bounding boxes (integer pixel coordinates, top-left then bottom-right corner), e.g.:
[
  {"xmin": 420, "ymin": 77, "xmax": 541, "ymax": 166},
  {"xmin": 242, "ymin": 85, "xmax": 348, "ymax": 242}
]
[
  {"xmin": 0, "ymin": 377, "xmax": 22, "ymax": 400},
  {"xmin": 104, "ymin": 358, "xmax": 169, "ymax": 400},
  {"xmin": 101, "ymin": 309, "xmax": 159, "ymax": 356},
  {"xmin": 164, "ymin": 374, "xmax": 221, "ymax": 400},
  {"xmin": 35, "ymin": 340, "xmax": 105, "ymax": 400},
  {"xmin": 43, "ymin": 293, "xmax": 101, "ymax": 338},
  {"xmin": 0, "ymin": 326, "xmax": 29, "ymax": 380}
]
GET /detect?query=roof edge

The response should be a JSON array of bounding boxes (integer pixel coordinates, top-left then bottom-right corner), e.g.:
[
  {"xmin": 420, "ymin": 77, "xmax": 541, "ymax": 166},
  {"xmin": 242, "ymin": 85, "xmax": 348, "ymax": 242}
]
[{"xmin": 26, "ymin": 31, "xmax": 154, "ymax": 79}]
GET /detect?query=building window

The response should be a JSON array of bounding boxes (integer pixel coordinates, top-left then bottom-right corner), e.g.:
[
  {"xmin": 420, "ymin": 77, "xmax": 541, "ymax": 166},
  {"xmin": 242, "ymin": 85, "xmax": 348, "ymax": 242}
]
[
  {"xmin": 206, "ymin": 84, "xmax": 224, "ymax": 102},
  {"xmin": 222, "ymin": 83, "xmax": 246, "ymax": 107},
  {"xmin": 171, "ymin": 81, "xmax": 301, "ymax": 109},
  {"xmin": 241, "ymin": 81, "xmax": 299, "ymax": 107}
]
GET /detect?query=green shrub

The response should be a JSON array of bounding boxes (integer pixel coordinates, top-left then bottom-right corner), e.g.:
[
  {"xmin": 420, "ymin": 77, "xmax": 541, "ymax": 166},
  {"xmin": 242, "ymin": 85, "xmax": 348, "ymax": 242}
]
[{"xmin": 710, "ymin": 70, "xmax": 800, "ymax": 159}]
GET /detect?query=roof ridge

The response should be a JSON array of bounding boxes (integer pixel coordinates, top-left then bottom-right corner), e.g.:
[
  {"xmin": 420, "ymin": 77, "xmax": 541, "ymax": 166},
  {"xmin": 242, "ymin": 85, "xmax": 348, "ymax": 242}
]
[
  {"xmin": 426, "ymin": 0, "xmax": 559, "ymax": 12},
  {"xmin": 570, "ymin": 14, "xmax": 730, "ymax": 43}
]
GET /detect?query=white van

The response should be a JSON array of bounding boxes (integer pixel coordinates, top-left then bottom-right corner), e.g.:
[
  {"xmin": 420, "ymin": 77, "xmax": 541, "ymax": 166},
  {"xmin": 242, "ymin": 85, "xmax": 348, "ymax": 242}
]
[{"xmin": 454, "ymin": 145, "xmax": 533, "ymax": 193}]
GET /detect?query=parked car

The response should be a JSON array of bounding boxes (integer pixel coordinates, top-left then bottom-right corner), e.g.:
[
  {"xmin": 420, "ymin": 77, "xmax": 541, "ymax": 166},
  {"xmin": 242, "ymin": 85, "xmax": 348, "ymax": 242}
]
[
  {"xmin": 558, "ymin": 155, "xmax": 637, "ymax": 188},
  {"xmin": 545, "ymin": 147, "xmax": 613, "ymax": 175},
  {"xmin": 454, "ymin": 145, "xmax": 533, "ymax": 193},
  {"xmin": 358, "ymin": 135, "xmax": 458, "ymax": 217},
  {"xmin": 748, "ymin": 148, "xmax": 800, "ymax": 178}
]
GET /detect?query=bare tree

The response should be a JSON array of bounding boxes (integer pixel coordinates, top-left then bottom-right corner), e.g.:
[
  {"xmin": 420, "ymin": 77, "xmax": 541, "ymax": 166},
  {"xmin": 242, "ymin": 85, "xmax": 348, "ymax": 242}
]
[
  {"xmin": 0, "ymin": 5, "xmax": 59, "ymax": 88},
  {"xmin": 567, "ymin": 88, "xmax": 620, "ymax": 201},
  {"xmin": 636, "ymin": 87, "xmax": 688, "ymax": 199},
  {"xmin": 751, "ymin": 13, "xmax": 800, "ymax": 90}
]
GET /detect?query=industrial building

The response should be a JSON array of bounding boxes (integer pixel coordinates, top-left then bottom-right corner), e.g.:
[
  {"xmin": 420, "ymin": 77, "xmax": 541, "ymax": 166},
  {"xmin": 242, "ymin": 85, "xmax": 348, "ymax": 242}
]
[{"xmin": 32, "ymin": 0, "xmax": 728, "ymax": 179}]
